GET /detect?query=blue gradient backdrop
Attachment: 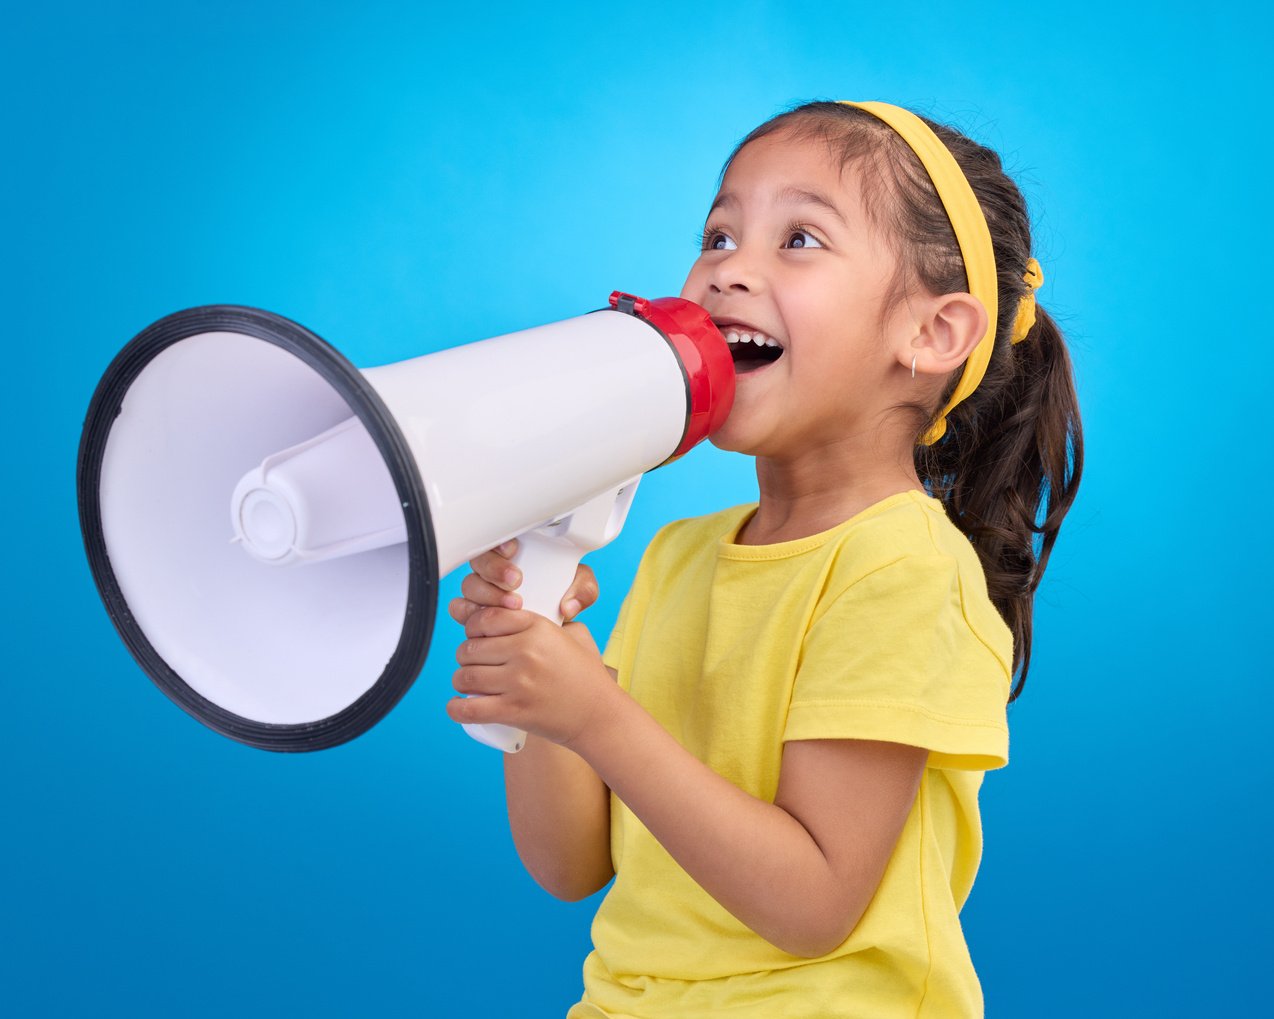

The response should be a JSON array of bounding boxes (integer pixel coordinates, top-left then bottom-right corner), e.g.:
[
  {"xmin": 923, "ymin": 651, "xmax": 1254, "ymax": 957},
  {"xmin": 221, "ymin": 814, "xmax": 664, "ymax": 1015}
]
[{"xmin": 3, "ymin": 2, "xmax": 1267, "ymax": 1015}]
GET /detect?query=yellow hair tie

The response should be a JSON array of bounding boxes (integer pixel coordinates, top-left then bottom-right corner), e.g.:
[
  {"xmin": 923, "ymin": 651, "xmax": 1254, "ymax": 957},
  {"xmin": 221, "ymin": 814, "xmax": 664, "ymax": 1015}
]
[
  {"xmin": 839, "ymin": 101, "xmax": 1000, "ymax": 445},
  {"xmin": 1011, "ymin": 258, "xmax": 1044, "ymax": 345}
]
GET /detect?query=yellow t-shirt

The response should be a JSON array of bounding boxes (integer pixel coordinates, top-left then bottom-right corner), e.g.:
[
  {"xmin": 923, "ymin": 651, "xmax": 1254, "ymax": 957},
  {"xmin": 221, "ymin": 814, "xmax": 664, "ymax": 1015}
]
[{"xmin": 567, "ymin": 490, "xmax": 1012, "ymax": 1019}]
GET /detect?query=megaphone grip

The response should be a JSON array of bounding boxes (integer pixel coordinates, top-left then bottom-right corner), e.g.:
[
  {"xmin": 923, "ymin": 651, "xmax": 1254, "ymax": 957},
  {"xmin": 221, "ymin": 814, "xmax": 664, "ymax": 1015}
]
[
  {"xmin": 460, "ymin": 528, "xmax": 582, "ymax": 754},
  {"xmin": 460, "ymin": 479, "xmax": 640, "ymax": 754}
]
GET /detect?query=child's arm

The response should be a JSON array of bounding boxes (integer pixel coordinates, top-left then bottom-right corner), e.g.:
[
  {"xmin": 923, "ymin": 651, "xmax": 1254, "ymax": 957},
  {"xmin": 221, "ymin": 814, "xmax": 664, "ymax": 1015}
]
[
  {"xmin": 502, "ymin": 688, "xmax": 614, "ymax": 901},
  {"xmin": 581, "ymin": 703, "xmax": 926, "ymax": 958},
  {"xmin": 449, "ymin": 548, "xmax": 613, "ymax": 902},
  {"xmin": 450, "ymin": 606, "xmax": 928, "ymax": 959}
]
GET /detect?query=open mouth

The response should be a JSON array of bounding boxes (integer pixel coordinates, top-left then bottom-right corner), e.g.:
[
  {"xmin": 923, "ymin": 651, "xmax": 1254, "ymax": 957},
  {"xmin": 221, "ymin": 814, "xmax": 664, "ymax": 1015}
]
[{"xmin": 722, "ymin": 327, "xmax": 784, "ymax": 374}]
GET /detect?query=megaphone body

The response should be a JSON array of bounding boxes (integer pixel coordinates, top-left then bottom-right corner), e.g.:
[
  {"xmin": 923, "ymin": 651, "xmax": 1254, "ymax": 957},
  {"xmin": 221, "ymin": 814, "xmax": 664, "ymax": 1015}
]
[{"xmin": 78, "ymin": 294, "xmax": 734, "ymax": 753}]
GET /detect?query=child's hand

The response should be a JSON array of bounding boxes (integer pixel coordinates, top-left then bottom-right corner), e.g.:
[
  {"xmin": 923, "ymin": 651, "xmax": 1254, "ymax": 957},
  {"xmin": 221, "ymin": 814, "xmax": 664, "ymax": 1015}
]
[
  {"xmin": 448, "ymin": 606, "xmax": 615, "ymax": 747},
  {"xmin": 446, "ymin": 539, "xmax": 600, "ymax": 623},
  {"xmin": 446, "ymin": 539, "xmax": 612, "ymax": 746}
]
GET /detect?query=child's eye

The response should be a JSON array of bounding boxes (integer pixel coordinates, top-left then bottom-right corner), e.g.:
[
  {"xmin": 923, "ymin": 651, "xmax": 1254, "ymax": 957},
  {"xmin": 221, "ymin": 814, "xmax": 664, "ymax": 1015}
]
[
  {"xmin": 784, "ymin": 230, "xmax": 822, "ymax": 250},
  {"xmin": 701, "ymin": 229, "xmax": 737, "ymax": 251}
]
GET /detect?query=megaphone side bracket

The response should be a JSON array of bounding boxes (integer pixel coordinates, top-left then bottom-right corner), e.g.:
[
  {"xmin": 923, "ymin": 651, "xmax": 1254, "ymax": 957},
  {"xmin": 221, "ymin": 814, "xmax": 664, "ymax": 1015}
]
[{"xmin": 77, "ymin": 305, "xmax": 439, "ymax": 752}]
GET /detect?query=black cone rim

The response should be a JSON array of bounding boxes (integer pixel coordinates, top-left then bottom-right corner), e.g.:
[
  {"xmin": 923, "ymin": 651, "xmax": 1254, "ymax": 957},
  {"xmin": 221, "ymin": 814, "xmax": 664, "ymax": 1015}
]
[{"xmin": 76, "ymin": 305, "xmax": 438, "ymax": 752}]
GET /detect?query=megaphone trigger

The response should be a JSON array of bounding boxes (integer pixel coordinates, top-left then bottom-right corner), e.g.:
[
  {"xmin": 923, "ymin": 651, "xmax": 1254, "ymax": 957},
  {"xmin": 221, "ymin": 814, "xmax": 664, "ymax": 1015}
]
[{"xmin": 461, "ymin": 479, "xmax": 641, "ymax": 754}]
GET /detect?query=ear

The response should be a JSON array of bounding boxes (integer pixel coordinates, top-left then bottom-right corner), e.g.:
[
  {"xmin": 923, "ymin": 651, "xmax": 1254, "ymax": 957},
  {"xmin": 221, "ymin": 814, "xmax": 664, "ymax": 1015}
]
[{"xmin": 903, "ymin": 293, "xmax": 989, "ymax": 377}]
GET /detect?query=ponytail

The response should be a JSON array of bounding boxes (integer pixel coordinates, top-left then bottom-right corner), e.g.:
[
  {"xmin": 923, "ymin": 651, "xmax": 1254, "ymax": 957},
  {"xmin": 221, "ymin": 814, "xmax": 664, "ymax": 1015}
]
[{"xmin": 916, "ymin": 304, "xmax": 1083, "ymax": 699}]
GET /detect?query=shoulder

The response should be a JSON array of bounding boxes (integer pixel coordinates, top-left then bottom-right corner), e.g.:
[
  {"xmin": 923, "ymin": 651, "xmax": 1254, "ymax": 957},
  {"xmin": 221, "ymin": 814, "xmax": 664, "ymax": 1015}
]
[
  {"xmin": 790, "ymin": 494, "xmax": 1013, "ymax": 768},
  {"xmin": 821, "ymin": 492, "xmax": 1012, "ymax": 677},
  {"xmin": 825, "ymin": 491, "xmax": 969, "ymax": 577},
  {"xmin": 825, "ymin": 492, "xmax": 987, "ymax": 594}
]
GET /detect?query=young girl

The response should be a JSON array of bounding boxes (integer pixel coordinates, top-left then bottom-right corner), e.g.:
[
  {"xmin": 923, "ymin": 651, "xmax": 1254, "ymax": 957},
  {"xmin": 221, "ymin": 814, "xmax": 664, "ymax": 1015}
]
[{"xmin": 447, "ymin": 100, "xmax": 1082, "ymax": 1018}]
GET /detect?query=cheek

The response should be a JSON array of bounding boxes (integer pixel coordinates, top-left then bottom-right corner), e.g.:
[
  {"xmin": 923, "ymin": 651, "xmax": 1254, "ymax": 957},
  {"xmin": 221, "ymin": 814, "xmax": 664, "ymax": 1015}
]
[{"xmin": 679, "ymin": 262, "xmax": 709, "ymax": 301}]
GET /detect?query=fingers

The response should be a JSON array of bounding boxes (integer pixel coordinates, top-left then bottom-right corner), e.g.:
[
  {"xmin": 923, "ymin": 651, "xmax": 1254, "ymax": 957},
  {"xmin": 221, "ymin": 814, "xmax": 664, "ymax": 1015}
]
[
  {"xmin": 455, "ymin": 630, "xmax": 520, "ymax": 667},
  {"xmin": 448, "ymin": 546, "xmax": 601, "ymax": 625},
  {"xmin": 561, "ymin": 563, "xmax": 600, "ymax": 622},
  {"xmin": 451, "ymin": 663, "xmax": 502, "ymax": 696},
  {"xmin": 448, "ymin": 589, "xmax": 518, "ymax": 625},
  {"xmin": 470, "ymin": 542, "xmax": 522, "ymax": 591},
  {"xmin": 451, "ymin": 609, "xmax": 547, "ymax": 694},
  {"xmin": 445, "ymin": 542, "xmax": 524, "ymax": 624},
  {"xmin": 462, "ymin": 571, "xmax": 523, "ymax": 609},
  {"xmin": 449, "ymin": 591, "xmax": 520, "ymax": 624},
  {"xmin": 452, "ymin": 631, "xmax": 519, "ymax": 698},
  {"xmin": 453, "ymin": 628, "xmax": 520, "ymax": 700},
  {"xmin": 447, "ymin": 597, "xmax": 476, "ymax": 624},
  {"xmin": 461, "ymin": 606, "xmax": 537, "ymax": 639},
  {"xmin": 445, "ymin": 691, "xmax": 508, "ymax": 726}
]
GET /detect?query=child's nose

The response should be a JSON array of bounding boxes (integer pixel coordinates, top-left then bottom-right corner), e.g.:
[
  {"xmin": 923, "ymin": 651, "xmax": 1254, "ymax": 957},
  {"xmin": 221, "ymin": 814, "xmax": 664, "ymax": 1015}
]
[{"xmin": 708, "ymin": 248, "xmax": 762, "ymax": 295}]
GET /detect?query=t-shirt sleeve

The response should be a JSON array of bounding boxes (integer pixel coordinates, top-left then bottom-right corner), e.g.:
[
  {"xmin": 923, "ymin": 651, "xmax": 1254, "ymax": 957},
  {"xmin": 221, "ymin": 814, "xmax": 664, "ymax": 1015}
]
[
  {"xmin": 599, "ymin": 517, "xmax": 688, "ymax": 689},
  {"xmin": 601, "ymin": 588, "xmax": 632, "ymax": 678},
  {"xmin": 784, "ymin": 554, "xmax": 1011, "ymax": 770}
]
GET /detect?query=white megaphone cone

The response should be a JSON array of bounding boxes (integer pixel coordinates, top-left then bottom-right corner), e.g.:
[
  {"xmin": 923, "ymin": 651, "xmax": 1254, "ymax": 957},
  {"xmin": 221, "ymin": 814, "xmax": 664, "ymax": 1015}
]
[{"xmin": 78, "ymin": 293, "xmax": 734, "ymax": 753}]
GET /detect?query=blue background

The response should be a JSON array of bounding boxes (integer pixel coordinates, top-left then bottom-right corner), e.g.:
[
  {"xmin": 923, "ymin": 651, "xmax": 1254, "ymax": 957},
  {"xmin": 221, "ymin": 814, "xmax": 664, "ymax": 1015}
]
[{"xmin": 3, "ymin": 2, "xmax": 1268, "ymax": 1015}]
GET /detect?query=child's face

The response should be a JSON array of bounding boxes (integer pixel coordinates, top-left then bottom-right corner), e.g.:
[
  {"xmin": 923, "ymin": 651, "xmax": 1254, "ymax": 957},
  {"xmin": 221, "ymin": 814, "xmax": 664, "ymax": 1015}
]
[{"xmin": 681, "ymin": 128, "xmax": 911, "ymax": 459}]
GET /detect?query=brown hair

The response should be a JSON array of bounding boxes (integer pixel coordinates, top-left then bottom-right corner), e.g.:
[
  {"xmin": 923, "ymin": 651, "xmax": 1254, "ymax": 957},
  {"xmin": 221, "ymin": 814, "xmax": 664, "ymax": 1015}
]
[{"xmin": 728, "ymin": 101, "xmax": 1083, "ymax": 700}]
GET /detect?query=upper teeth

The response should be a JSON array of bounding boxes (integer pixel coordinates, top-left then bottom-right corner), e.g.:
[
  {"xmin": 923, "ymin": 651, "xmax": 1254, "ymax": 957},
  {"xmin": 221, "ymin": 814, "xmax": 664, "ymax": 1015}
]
[{"xmin": 724, "ymin": 329, "xmax": 780, "ymax": 348}]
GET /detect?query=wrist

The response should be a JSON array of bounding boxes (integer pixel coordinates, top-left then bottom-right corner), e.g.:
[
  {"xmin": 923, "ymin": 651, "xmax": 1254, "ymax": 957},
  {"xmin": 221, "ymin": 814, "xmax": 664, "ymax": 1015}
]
[{"xmin": 561, "ymin": 672, "xmax": 631, "ymax": 762}]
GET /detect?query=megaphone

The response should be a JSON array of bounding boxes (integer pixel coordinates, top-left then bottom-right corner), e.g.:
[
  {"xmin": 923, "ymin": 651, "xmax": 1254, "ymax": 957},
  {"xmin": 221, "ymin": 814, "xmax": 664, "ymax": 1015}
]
[{"xmin": 77, "ymin": 293, "xmax": 734, "ymax": 754}]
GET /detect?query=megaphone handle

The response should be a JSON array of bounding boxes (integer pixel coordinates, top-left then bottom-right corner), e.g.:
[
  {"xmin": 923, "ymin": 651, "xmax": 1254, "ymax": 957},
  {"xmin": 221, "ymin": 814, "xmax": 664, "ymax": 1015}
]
[
  {"xmin": 461, "ymin": 529, "xmax": 579, "ymax": 754},
  {"xmin": 461, "ymin": 480, "xmax": 641, "ymax": 754}
]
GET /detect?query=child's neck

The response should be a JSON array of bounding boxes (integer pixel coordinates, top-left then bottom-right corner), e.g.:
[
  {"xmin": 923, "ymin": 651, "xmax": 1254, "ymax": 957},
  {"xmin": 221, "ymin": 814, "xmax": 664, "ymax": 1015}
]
[{"xmin": 739, "ymin": 443, "xmax": 924, "ymax": 546}]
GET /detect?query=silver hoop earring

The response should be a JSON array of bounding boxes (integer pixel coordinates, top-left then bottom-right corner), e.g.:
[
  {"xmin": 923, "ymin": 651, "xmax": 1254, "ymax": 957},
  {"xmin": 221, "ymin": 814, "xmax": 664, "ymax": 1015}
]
[{"xmin": 910, "ymin": 354, "xmax": 917, "ymax": 379}]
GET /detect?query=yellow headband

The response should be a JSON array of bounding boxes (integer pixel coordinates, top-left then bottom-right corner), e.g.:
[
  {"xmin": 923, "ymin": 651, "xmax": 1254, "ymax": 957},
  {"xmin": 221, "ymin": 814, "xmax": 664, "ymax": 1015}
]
[
  {"xmin": 1012, "ymin": 257, "xmax": 1044, "ymax": 347},
  {"xmin": 839, "ymin": 101, "xmax": 1040, "ymax": 444}
]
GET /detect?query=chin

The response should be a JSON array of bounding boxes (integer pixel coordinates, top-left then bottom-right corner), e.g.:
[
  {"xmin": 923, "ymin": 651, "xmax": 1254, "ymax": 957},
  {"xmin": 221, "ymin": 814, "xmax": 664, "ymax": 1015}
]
[
  {"xmin": 708, "ymin": 425, "xmax": 769, "ymax": 457},
  {"xmin": 708, "ymin": 430, "xmax": 751, "ymax": 455}
]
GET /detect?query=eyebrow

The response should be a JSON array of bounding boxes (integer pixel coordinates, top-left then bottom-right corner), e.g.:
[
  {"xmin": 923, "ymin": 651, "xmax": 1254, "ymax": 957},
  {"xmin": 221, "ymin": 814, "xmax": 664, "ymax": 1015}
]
[{"xmin": 708, "ymin": 186, "xmax": 848, "ymax": 225}]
